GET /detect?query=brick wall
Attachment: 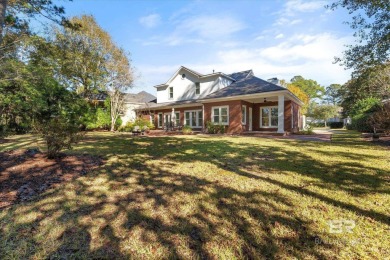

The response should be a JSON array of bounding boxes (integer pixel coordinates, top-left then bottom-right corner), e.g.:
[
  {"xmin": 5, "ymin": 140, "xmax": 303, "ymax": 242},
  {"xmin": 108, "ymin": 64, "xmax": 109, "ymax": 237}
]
[{"xmin": 204, "ymin": 100, "xmax": 243, "ymax": 134}]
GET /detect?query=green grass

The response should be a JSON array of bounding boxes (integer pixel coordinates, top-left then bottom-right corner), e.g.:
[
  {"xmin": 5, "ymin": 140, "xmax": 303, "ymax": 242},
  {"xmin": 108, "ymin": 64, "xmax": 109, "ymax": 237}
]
[{"xmin": 1, "ymin": 131, "xmax": 389, "ymax": 259}]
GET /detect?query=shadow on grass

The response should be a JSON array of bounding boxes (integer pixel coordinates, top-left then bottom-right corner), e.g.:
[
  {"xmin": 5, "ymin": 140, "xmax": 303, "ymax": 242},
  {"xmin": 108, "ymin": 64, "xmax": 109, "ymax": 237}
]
[{"xmin": 0, "ymin": 131, "xmax": 388, "ymax": 258}]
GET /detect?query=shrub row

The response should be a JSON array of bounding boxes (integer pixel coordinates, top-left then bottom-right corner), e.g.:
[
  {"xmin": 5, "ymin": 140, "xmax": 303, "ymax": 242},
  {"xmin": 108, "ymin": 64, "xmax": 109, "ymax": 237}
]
[{"xmin": 206, "ymin": 121, "xmax": 225, "ymax": 134}]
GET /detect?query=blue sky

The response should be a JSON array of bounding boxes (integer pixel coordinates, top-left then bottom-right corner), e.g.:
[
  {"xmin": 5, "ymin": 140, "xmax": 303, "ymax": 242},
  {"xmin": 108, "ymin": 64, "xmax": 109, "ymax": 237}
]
[{"xmin": 53, "ymin": 0, "xmax": 354, "ymax": 94}]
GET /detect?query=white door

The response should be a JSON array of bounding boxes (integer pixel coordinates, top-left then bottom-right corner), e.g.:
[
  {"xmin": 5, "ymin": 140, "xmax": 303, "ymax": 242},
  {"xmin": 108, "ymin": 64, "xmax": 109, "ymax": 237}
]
[{"xmin": 249, "ymin": 107, "xmax": 253, "ymax": 131}]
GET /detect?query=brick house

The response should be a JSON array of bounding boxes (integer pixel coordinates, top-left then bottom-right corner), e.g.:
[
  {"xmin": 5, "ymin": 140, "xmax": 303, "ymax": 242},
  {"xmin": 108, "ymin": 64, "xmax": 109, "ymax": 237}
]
[{"xmin": 137, "ymin": 66, "xmax": 304, "ymax": 134}]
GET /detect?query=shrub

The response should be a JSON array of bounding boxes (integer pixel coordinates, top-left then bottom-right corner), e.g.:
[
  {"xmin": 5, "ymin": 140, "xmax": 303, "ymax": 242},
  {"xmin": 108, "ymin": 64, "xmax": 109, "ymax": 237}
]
[
  {"xmin": 297, "ymin": 125, "xmax": 314, "ymax": 135},
  {"xmin": 328, "ymin": 122, "xmax": 344, "ymax": 129},
  {"xmin": 119, "ymin": 118, "xmax": 154, "ymax": 132},
  {"xmin": 350, "ymin": 114, "xmax": 373, "ymax": 132},
  {"xmin": 182, "ymin": 125, "xmax": 192, "ymax": 134},
  {"xmin": 35, "ymin": 116, "xmax": 84, "ymax": 159},
  {"xmin": 206, "ymin": 121, "xmax": 225, "ymax": 134}
]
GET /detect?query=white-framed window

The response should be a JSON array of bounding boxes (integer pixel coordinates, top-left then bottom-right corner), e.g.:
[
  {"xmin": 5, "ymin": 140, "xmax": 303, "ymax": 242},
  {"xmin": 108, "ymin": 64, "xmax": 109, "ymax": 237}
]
[
  {"xmin": 175, "ymin": 112, "xmax": 180, "ymax": 126},
  {"xmin": 195, "ymin": 82, "xmax": 200, "ymax": 95},
  {"xmin": 242, "ymin": 105, "xmax": 246, "ymax": 125},
  {"xmin": 184, "ymin": 110, "xmax": 202, "ymax": 127},
  {"xmin": 169, "ymin": 87, "xmax": 173, "ymax": 99},
  {"xmin": 260, "ymin": 106, "xmax": 278, "ymax": 127},
  {"xmin": 158, "ymin": 113, "xmax": 163, "ymax": 128},
  {"xmin": 212, "ymin": 106, "xmax": 229, "ymax": 125}
]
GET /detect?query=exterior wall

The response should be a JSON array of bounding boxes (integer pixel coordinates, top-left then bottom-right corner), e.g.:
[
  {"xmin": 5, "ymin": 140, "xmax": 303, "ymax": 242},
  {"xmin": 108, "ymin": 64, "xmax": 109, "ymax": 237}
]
[
  {"xmin": 241, "ymin": 100, "xmax": 254, "ymax": 132},
  {"xmin": 152, "ymin": 106, "xmax": 203, "ymax": 129},
  {"xmin": 120, "ymin": 102, "xmax": 141, "ymax": 125},
  {"xmin": 146, "ymin": 99, "xmax": 301, "ymax": 134},
  {"xmin": 156, "ymin": 68, "xmax": 232, "ymax": 103},
  {"xmin": 252, "ymin": 101, "xmax": 293, "ymax": 132},
  {"xmin": 204, "ymin": 100, "xmax": 243, "ymax": 134}
]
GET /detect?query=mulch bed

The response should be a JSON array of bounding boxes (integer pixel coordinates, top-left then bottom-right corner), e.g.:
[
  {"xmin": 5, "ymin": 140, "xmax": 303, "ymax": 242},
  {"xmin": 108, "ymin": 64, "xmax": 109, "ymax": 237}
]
[{"xmin": 0, "ymin": 149, "xmax": 104, "ymax": 209}]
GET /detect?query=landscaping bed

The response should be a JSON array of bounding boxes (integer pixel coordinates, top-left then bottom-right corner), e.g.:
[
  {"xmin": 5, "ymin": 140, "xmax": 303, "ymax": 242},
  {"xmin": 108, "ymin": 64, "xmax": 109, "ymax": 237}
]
[{"xmin": 0, "ymin": 149, "xmax": 104, "ymax": 209}]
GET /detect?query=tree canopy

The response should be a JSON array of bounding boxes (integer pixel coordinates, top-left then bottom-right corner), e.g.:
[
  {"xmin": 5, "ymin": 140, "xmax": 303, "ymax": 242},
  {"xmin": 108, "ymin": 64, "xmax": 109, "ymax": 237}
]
[
  {"xmin": 328, "ymin": 0, "xmax": 390, "ymax": 73},
  {"xmin": 290, "ymin": 75, "xmax": 325, "ymax": 100}
]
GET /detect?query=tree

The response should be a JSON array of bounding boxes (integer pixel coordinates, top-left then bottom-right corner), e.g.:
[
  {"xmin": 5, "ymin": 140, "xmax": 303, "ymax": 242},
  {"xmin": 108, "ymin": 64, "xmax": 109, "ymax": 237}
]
[
  {"xmin": 339, "ymin": 63, "xmax": 390, "ymax": 114},
  {"xmin": 328, "ymin": 0, "xmax": 390, "ymax": 72},
  {"xmin": 325, "ymin": 84, "xmax": 342, "ymax": 105},
  {"xmin": 0, "ymin": 0, "xmax": 6, "ymax": 43},
  {"xmin": 105, "ymin": 47, "xmax": 133, "ymax": 131},
  {"xmin": 52, "ymin": 15, "xmax": 133, "ymax": 131},
  {"xmin": 308, "ymin": 103, "xmax": 339, "ymax": 127},
  {"xmin": 287, "ymin": 83, "xmax": 309, "ymax": 113},
  {"xmin": 369, "ymin": 102, "xmax": 390, "ymax": 134},
  {"xmin": 290, "ymin": 75, "xmax": 325, "ymax": 100}
]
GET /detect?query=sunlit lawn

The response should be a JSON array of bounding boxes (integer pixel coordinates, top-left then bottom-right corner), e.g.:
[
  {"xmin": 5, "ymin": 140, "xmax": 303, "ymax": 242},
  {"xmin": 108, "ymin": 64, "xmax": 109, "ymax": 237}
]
[{"xmin": 0, "ymin": 131, "xmax": 389, "ymax": 259}]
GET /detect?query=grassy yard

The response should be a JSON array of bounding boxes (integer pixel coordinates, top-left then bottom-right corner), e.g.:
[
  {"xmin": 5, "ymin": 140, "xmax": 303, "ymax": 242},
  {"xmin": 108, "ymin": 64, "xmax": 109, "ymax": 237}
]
[{"xmin": 0, "ymin": 131, "xmax": 389, "ymax": 259}]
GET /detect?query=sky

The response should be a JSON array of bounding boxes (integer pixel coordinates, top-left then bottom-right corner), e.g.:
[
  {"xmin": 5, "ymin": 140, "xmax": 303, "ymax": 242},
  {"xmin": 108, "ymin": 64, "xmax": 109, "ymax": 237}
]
[{"xmin": 52, "ymin": 0, "xmax": 355, "ymax": 94}]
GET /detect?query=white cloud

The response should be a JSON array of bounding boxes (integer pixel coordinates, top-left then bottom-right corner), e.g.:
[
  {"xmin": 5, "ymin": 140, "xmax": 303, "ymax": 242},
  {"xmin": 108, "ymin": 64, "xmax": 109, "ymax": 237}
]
[
  {"xmin": 274, "ymin": 17, "xmax": 302, "ymax": 26},
  {"xmin": 283, "ymin": 0, "xmax": 327, "ymax": 15},
  {"xmin": 275, "ymin": 33, "xmax": 284, "ymax": 39},
  {"xmin": 139, "ymin": 14, "xmax": 161, "ymax": 28},
  {"xmin": 142, "ymin": 14, "xmax": 245, "ymax": 46}
]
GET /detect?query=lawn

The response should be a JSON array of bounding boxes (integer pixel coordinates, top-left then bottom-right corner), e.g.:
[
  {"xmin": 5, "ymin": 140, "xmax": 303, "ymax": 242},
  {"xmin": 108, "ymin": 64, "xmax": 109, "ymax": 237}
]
[{"xmin": 0, "ymin": 131, "xmax": 389, "ymax": 259}]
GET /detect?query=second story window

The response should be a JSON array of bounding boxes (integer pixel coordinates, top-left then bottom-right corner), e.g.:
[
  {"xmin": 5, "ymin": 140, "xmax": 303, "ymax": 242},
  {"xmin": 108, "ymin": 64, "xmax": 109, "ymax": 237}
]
[
  {"xmin": 195, "ymin": 82, "xmax": 200, "ymax": 95},
  {"xmin": 169, "ymin": 87, "xmax": 173, "ymax": 99}
]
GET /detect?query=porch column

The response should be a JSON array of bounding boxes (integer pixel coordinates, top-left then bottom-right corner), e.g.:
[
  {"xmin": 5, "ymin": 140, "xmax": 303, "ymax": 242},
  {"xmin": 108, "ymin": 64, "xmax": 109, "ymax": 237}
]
[{"xmin": 277, "ymin": 95, "xmax": 285, "ymax": 133}]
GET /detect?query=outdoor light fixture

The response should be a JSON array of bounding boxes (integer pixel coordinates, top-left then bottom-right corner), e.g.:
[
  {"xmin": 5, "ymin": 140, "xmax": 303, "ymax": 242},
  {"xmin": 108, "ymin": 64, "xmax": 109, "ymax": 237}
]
[{"xmin": 264, "ymin": 98, "xmax": 267, "ymax": 103}]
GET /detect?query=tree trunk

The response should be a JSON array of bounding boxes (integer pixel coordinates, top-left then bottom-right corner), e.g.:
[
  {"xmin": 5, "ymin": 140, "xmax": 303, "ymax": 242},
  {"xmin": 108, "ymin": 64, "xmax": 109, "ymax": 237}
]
[
  {"xmin": 0, "ymin": 0, "xmax": 7, "ymax": 44},
  {"xmin": 324, "ymin": 120, "xmax": 327, "ymax": 127}
]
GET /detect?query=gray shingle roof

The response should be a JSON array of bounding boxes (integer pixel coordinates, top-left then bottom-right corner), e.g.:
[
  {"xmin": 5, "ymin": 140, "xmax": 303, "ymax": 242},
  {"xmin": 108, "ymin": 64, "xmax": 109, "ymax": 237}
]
[
  {"xmin": 227, "ymin": 70, "xmax": 253, "ymax": 81},
  {"xmin": 203, "ymin": 75, "xmax": 286, "ymax": 100}
]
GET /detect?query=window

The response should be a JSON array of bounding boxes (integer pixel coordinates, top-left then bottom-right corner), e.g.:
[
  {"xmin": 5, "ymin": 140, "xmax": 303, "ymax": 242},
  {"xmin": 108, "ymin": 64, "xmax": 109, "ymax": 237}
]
[
  {"xmin": 184, "ymin": 110, "xmax": 202, "ymax": 127},
  {"xmin": 158, "ymin": 113, "xmax": 163, "ymax": 128},
  {"xmin": 195, "ymin": 82, "xmax": 200, "ymax": 95},
  {"xmin": 260, "ymin": 107, "xmax": 278, "ymax": 127},
  {"xmin": 242, "ymin": 105, "xmax": 246, "ymax": 125},
  {"xmin": 169, "ymin": 87, "xmax": 173, "ymax": 99},
  {"xmin": 175, "ymin": 112, "xmax": 180, "ymax": 126},
  {"xmin": 212, "ymin": 106, "xmax": 229, "ymax": 125}
]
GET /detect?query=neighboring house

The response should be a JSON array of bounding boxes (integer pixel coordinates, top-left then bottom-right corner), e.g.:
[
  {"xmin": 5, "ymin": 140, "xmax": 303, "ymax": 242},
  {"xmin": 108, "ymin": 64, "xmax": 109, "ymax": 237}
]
[
  {"xmin": 120, "ymin": 91, "xmax": 156, "ymax": 125},
  {"xmin": 87, "ymin": 90, "xmax": 156, "ymax": 125},
  {"xmin": 136, "ymin": 66, "xmax": 304, "ymax": 134}
]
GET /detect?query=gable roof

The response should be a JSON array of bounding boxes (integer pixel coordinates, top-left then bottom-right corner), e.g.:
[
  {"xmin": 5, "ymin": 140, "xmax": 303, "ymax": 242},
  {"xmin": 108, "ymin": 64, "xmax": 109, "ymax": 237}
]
[
  {"xmin": 202, "ymin": 75, "xmax": 286, "ymax": 100},
  {"xmin": 124, "ymin": 91, "xmax": 156, "ymax": 103},
  {"xmin": 154, "ymin": 66, "xmax": 235, "ymax": 88}
]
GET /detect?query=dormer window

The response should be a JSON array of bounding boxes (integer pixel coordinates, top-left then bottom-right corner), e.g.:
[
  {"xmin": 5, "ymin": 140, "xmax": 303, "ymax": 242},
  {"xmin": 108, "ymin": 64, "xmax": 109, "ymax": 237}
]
[
  {"xmin": 169, "ymin": 87, "xmax": 173, "ymax": 99},
  {"xmin": 195, "ymin": 82, "xmax": 200, "ymax": 95}
]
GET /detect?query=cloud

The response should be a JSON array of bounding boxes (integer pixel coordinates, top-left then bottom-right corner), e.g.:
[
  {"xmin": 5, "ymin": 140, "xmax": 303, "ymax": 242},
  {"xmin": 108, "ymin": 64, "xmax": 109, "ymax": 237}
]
[
  {"xmin": 283, "ymin": 0, "xmax": 327, "ymax": 15},
  {"xmin": 139, "ymin": 14, "xmax": 161, "ymax": 28},
  {"xmin": 142, "ymin": 14, "xmax": 245, "ymax": 46},
  {"xmin": 275, "ymin": 33, "xmax": 284, "ymax": 39},
  {"xmin": 274, "ymin": 17, "xmax": 302, "ymax": 26}
]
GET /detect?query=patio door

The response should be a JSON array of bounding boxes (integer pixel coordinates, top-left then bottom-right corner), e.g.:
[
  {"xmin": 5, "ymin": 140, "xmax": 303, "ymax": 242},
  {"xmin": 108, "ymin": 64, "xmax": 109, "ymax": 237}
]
[{"xmin": 249, "ymin": 107, "xmax": 253, "ymax": 131}]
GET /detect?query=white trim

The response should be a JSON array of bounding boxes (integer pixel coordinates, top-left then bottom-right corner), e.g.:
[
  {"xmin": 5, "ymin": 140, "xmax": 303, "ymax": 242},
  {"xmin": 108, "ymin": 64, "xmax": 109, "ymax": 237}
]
[
  {"xmin": 168, "ymin": 86, "xmax": 173, "ymax": 99},
  {"xmin": 211, "ymin": 105, "xmax": 229, "ymax": 125},
  {"xmin": 260, "ymin": 106, "xmax": 278, "ymax": 128},
  {"xmin": 153, "ymin": 66, "xmax": 235, "ymax": 88},
  {"xmin": 184, "ymin": 109, "xmax": 203, "ymax": 128},
  {"xmin": 157, "ymin": 113, "xmax": 163, "ymax": 128},
  {"xmin": 199, "ymin": 90, "xmax": 304, "ymax": 106},
  {"xmin": 277, "ymin": 95, "xmax": 285, "ymax": 133},
  {"xmin": 242, "ymin": 105, "xmax": 247, "ymax": 125},
  {"xmin": 195, "ymin": 82, "xmax": 200, "ymax": 95},
  {"xmin": 175, "ymin": 111, "xmax": 180, "ymax": 126}
]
